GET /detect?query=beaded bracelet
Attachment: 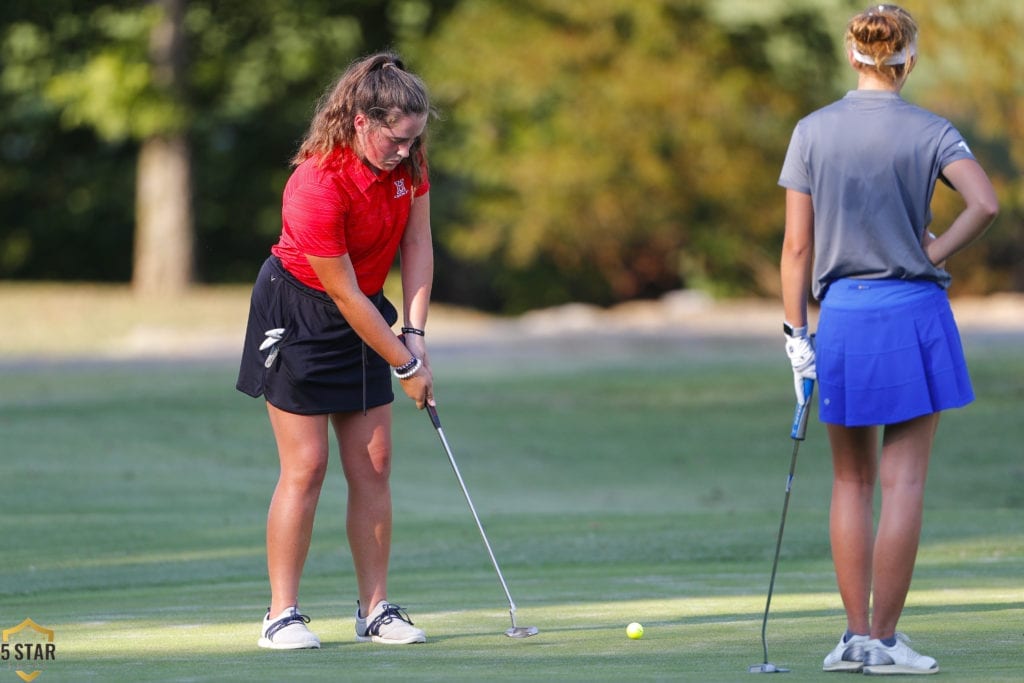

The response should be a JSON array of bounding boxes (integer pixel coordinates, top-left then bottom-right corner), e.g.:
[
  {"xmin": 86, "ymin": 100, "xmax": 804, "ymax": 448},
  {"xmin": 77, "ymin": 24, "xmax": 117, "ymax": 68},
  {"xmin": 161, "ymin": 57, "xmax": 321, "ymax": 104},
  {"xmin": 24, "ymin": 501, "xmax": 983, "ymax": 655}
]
[
  {"xmin": 392, "ymin": 356, "xmax": 422, "ymax": 380},
  {"xmin": 401, "ymin": 326, "xmax": 425, "ymax": 337}
]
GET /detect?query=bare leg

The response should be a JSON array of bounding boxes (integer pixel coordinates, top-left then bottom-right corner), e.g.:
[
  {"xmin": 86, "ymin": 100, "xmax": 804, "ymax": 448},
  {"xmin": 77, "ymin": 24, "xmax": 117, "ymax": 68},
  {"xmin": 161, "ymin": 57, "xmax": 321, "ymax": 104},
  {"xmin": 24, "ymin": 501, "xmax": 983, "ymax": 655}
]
[
  {"xmin": 265, "ymin": 403, "xmax": 330, "ymax": 615},
  {"xmin": 333, "ymin": 405, "xmax": 393, "ymax": 613},
  {"xmin": 827, "ymin": 423, "xmax": 878, "ymax": 636},
  {"xmin": 871, "ymin": 412, "xmax": 939, "ymax": 639}
]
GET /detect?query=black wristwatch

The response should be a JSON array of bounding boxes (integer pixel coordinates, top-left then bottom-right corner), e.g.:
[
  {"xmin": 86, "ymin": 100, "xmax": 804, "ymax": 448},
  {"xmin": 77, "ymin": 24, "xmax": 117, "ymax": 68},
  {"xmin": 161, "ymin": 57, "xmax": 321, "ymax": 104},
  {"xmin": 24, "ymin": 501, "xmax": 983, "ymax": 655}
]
[{"xmin": 783, "ymin": 322, "xmax": 805, "ymax": 337}]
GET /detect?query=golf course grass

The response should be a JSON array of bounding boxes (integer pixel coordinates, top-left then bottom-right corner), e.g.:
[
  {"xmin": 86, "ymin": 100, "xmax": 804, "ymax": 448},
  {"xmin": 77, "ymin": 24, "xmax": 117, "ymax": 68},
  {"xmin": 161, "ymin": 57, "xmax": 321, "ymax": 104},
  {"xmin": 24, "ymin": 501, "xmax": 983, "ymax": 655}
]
[{"xmin": 1, "ymin": 294, "xmax": 1021, "ymax": 681}]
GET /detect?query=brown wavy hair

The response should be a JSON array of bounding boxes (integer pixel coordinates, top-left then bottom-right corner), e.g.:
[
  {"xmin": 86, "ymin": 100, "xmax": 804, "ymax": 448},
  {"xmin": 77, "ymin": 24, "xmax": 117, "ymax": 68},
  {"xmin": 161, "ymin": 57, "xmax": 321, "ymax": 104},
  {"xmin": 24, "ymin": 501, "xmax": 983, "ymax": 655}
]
[
  {"xmin": 846, "ymin": 4, "xmax": 918, "ymax": 87},
  {"xmin": 291, "ymin": 51, "xmax": 436, "ymax": 187}
]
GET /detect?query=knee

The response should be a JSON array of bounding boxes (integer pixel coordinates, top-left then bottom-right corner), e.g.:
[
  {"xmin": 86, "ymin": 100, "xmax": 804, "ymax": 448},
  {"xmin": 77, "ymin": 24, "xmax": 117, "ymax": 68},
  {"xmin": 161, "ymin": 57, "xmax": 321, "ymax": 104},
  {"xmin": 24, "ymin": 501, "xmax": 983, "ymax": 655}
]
[
  {"xmin": 344, "ymin": 447, "xmax": 392, "ymax": 488},
  {"xmin": 279, "ymin": 451, "xmax": 329, "ymax": 492}
]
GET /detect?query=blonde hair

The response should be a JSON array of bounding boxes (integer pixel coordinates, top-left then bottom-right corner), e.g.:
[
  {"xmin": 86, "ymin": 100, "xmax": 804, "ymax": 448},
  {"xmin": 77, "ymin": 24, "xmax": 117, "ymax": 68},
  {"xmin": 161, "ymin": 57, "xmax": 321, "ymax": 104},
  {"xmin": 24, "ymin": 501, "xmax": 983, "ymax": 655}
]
[
  {"xmin": 846, "ymin": 4, "xmax": 918, "ymax": 87},
  {"xmin": 292, "ymin": 51, "xmax": 435, "ymax": 187}
]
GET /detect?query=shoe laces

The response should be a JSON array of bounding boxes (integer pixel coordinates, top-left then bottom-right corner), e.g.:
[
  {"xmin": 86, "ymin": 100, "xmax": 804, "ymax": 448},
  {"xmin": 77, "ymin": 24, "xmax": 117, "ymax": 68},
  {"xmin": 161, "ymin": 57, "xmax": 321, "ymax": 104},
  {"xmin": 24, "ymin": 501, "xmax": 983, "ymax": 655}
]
[
  {"xmin": 366, "ymin": 603, "xmax": 415, "ymax": 635},
  {"xmin": 265, "ymin": 608, "xmax": 311, "ymax": 640}
]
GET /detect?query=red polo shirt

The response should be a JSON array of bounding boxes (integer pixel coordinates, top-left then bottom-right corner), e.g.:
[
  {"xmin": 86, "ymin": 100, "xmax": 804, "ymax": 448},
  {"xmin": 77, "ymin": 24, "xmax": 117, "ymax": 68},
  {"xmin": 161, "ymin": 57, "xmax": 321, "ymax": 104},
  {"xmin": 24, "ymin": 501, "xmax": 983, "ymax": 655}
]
[{"xmin": 272, "ymin": 148, "xmax": 429, "ymax": 294}]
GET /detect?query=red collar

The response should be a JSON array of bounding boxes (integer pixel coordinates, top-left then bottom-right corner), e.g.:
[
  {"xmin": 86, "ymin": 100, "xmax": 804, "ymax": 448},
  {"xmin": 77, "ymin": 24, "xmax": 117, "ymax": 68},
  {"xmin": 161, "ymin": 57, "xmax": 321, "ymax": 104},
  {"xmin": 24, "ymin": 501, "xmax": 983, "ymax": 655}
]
[{"xmin": 336, "ymin": 147, "xmax": 390, "ymax": 194}]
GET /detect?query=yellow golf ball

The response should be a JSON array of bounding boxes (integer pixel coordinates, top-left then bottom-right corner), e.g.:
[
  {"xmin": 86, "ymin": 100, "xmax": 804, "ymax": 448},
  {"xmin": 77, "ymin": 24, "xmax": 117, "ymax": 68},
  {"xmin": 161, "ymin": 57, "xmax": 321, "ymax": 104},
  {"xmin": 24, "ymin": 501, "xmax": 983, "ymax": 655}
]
[{"xmin": 626, "ymin": 622, "xmax": 644, "ymax": 639}]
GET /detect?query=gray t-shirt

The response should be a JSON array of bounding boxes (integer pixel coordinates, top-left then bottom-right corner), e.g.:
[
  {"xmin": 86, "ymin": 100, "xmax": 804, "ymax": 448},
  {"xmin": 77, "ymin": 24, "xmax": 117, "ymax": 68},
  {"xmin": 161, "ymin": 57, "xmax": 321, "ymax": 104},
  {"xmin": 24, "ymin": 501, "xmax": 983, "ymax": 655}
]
[{"xmin": 779, "ymin": 90, "xmax": 975, "ymax": 300}]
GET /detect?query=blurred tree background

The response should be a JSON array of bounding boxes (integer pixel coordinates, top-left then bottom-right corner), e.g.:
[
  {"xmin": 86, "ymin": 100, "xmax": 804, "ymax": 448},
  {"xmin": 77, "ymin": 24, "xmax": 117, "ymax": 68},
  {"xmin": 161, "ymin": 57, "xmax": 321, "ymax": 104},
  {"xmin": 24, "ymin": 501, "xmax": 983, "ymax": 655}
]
[{"xmin": 1, "ymin": 0, "xmax": 1020, "ymax": 311}]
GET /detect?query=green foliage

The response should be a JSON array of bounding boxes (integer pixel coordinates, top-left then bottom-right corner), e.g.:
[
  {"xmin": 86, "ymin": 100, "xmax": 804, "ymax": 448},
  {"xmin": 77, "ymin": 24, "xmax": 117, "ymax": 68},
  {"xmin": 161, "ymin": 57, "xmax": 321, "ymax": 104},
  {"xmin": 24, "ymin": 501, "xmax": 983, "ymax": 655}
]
[
  {"xmin": 421, "ymin": 0, "xmax": 844, "ymax": 309},
  {"xmin": 0, "ymin": 0, "xmax": 1020, "ymax": 307},
  {"xmin": 0, "ymin": 1, "xmax": 373, "ymax": 281},
  {"xmin": 42, "ymin": 5, "xmax": 181, "ymax": 141}
]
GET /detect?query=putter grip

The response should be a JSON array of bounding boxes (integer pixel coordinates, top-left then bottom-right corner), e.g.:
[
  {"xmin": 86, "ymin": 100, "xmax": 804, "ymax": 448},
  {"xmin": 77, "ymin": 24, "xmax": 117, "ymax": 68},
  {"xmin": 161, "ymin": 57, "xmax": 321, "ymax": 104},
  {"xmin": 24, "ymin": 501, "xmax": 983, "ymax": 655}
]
[
  {"xmin": 426, "ymin": 403, "xmax": 442, "ymax": 430},
  {"xmin": 790, "ymin": 378, "xmax": 815, "ymax": 441}
]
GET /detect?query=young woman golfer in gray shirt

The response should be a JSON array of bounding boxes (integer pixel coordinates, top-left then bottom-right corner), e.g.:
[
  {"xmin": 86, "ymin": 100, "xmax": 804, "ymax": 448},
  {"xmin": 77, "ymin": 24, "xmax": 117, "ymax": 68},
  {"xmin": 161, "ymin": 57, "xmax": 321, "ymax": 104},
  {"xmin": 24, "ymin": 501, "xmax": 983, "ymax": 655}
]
[{"xmin": 778, "ymin": 4, "xmax": 998, "ymax": 675}]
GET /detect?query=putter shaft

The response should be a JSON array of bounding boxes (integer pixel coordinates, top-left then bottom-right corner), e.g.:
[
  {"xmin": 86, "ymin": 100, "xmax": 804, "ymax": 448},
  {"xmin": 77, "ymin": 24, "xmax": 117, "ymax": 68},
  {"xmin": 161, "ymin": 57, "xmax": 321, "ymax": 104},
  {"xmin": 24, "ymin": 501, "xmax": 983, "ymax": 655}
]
[
  {"xmin": 758, "ymin": 436, "xmax": 801, "ymax": 664},
  {"xmin": 752, "ymin": 379, "xmax": 814, "ymax": 672},
  {"xmin": 433, "ymin": 422, "xmax": 518, "ymax": 615},
  {"xmin": 426, "ymin": 405, "xmax": 538, "ymax": 637}
]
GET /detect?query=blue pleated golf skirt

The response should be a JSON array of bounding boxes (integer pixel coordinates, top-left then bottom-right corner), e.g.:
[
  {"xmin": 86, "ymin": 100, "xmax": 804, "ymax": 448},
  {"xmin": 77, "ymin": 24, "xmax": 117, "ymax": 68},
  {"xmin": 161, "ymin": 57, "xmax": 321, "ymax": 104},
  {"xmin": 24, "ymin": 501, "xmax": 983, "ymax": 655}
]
[
  {"xmin": 816, "ymin": 278, "xmax": 974, "ymax": 427},
  {"xmin": 236, "ymin": 256, "xmax": 397, "ymax": 415}
]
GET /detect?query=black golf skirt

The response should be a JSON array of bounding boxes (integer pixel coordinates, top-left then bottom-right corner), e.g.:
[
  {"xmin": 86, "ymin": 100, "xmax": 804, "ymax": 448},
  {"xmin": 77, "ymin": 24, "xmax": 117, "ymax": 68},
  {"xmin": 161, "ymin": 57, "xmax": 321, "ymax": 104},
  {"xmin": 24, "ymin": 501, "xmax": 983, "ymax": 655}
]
[{"xmin": 236, "ymin": 256, "xmax": 398, "ymax": 415}]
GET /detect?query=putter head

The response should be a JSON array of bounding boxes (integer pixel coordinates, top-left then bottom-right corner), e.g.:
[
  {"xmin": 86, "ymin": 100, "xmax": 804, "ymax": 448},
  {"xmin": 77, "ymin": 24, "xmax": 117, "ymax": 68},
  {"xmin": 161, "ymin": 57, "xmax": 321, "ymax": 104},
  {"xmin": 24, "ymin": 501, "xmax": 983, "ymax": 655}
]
[
  {"xmin": 748, "ymin": 663, "xmax": 789, "ymax": 673},
  {"xmin": 505, "ymin": 626, "xmax": 539, "ymax": 638}
]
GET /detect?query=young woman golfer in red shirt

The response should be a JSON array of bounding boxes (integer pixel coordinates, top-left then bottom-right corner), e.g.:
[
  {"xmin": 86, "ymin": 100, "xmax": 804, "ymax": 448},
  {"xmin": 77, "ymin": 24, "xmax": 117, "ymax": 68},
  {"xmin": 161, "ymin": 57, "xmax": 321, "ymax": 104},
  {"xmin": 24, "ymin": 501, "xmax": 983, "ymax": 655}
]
[{"xmin": 238, "ymin": 51, "xmax": 436, "ymax": 648}]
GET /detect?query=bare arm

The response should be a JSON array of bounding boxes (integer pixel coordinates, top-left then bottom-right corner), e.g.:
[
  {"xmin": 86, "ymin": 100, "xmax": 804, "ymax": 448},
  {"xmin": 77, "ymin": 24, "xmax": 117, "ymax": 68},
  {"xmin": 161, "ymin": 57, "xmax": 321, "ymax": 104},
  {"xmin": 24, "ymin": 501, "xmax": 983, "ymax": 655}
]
[
  {"xmin": 780, "ymin": 189, "xmax": 815, "ymax": 329},
  {"xmin": 928, "ymin": 158, "xmax": 999, "ymax": 264},
  {"xmin": 398, "ymin": 192, "xmax": 434, "ymax": 375}
]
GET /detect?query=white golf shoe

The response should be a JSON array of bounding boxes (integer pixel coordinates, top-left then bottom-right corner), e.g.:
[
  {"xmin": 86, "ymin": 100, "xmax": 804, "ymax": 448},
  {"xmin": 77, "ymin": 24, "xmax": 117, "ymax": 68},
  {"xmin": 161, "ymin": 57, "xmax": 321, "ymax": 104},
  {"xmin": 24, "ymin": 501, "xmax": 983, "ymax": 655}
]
[
  {"xmin": 862, "ymin": 633, "xmax": 939, "ymax": 675},
  {"xmin": 822, "ymin": 632, "xmax": 869, "ymax": 672},
  {"xmin": 355, "ymin": 600, "xmax": 426, "ymax": 644},
  {"xmin": 257, "ymin": 606, "xmax": 321, "ymax": 650}
]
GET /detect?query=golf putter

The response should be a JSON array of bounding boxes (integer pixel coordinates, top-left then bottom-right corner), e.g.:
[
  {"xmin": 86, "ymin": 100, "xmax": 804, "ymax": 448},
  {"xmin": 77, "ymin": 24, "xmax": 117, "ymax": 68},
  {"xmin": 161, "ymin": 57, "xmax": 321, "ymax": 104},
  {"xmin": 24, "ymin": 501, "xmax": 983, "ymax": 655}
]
[
  {"xmin": 426, "ymin": 404, "xmax": 539, "ymax": 638},
  {"xmin": 749, "ymin": 377, "xmax": 815, "ymax": 674}
]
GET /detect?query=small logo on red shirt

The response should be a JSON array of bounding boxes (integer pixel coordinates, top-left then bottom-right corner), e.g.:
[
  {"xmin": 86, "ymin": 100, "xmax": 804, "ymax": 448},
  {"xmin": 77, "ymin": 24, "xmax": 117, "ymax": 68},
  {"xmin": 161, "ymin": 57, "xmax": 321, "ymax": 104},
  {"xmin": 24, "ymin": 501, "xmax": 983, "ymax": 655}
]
[{"xmin": 393, "ymin": 179, "xmax": 409, "ymax": 199}]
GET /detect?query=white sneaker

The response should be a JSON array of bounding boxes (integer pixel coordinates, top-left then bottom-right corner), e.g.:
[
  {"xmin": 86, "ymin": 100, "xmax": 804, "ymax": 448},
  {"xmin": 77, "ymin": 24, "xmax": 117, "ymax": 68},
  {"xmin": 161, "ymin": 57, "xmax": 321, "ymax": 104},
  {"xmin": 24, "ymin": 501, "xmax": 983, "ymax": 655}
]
[
  {"xmin": 257, "ymin": 606, "xmax": 321, "ymax": 650},
  {"xmin": 355, "ymin": 600, "xmax": 426, "ymax": 644},
  {"xmin": 863, "ymin": 633, "xmax": 939, "ymax": 675},
  {"xmin": 823, "ymin": 632, "xmax": 869, "ymax": 672}
]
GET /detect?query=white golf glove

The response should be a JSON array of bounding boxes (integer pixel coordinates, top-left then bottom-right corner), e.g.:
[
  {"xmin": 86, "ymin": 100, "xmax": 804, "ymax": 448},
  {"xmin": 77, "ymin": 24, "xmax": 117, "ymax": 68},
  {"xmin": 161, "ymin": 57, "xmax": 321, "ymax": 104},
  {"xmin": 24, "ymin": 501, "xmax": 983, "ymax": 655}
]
[
  {"xmin": 784, "ymin": 324, "xmax": 816, "ymax": 406},
  {"xmin": 260, "ymin": 328, "xmax": 286, "ymax": 368}
]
